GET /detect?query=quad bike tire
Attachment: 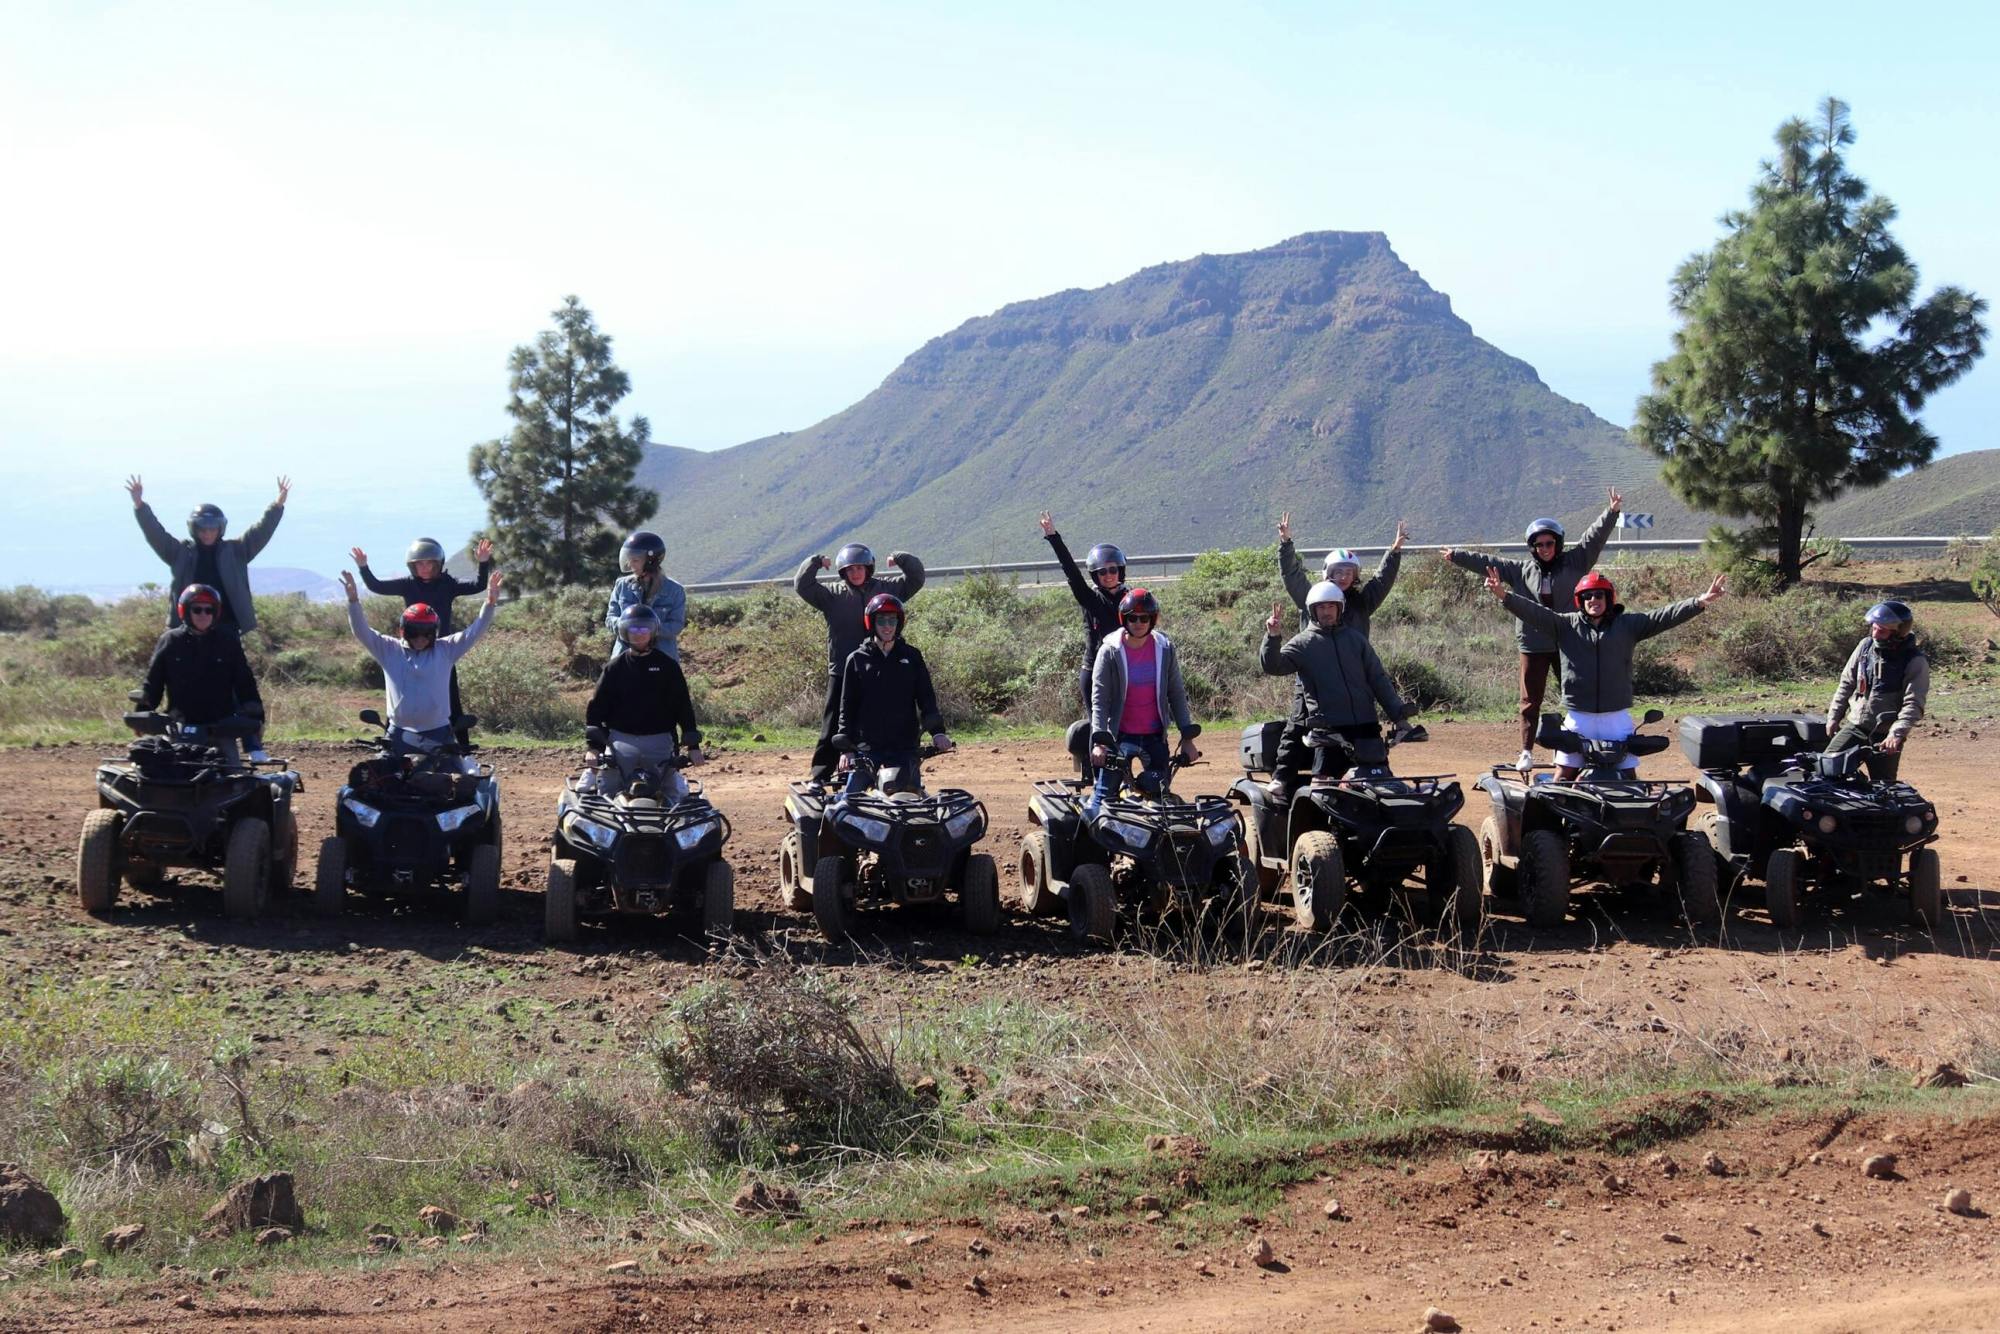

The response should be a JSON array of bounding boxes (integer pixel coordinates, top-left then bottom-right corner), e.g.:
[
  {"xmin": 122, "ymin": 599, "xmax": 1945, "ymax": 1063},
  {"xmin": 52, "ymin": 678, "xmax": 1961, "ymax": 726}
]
[
  {"xmin": 271, "ymin": 806, "xmax": 299, "ymax": 893},
  {"xmin": 1017, "ymin": 831, "xmax": 1058, "ymax": 917},
  {"xmin": 778, "ymin": 830, "xmax": 812, "ymax": 912},
  {"xmin": 1518, "ymin": 828, "xmax": 1570, "ymax": 929},
  {"xmin": 960, "ymin": 853, "xmax": 1001, "ymax": 934},
  {"xmin": 544, "ymin": 856, "xmax": 579, "ymax": 943},
  {"xmin": 486, "ymin": 808, "xmax": 504, "ymax": 860},
  {"xmin": 77, "ymin": 809, "xmax": 122, "ymax": 914},
  {"xmin": 812, "ymin": 854, "xmax": 849, "ymax": 941},
  {"xmin": 465, "ymin": 843, "xmax": 501, "ymax": 926},
  {"xmin": 1239, "ymin": 801, "xmax": 1284, "ymax": 897},
  {"xmin": 1220, "ymin": 852, "xmax": 1265, "ymax": 944},
  {"xmin": 222, "ymin": 817, "xmax": 270, "ymax": 920},
  {"xmin": 1908, "ymin": 847, "xmax": 1944, "ymax": 930},
  {"xmin": 1288, "ymin": 831, "xmax": 1345, "ymax": 933},
  {"xmin": 1478, "ymin": 817, "xmax": 1517, "ymax": 899},
  {"xmin": 313, "ymin": 837, "xmax": 347, "ymax": 918},
  {"xmin": 1066, "ymin": 862, "xmax": 1116, "ymax": 943},
  {"xmin": 701, "ymin": 860, "xmax": 736, "ymax": 938},
  {"xmin": 1671, "ymin": 830, "xmax": 1722, "ymax": 925},
  {"xmin": 1432, "ymin": 824, "xmax": 1485, "ymax": 939},
  {"xmin": 1765, "ymin": 847, "xmax": 1806, "ymax": 930}
]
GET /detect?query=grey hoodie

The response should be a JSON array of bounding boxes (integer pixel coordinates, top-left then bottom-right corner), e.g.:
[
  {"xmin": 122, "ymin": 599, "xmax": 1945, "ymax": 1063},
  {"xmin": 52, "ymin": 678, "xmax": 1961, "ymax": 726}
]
[
  {"xmin": 1447, "ymin": 507, "xmax": 1618, "ymax": 654},
  {"xmin": 134, "ymin": 501, "xmax": 285, "ymax": 632},
  {"xmin": 347, "ymin": 597, "xmax": 495, "ymax": 733},
  {"xmin": 1089, "ymin": 632, "xmax": 1197, "ymax": 743},
  {"xmin": 1259, "ymin": 625, "xmax": 1411, "ymax": 728},
  {"xmin": 1500, "ymin": 592, "xmax": 1704, "ymax": 715}
]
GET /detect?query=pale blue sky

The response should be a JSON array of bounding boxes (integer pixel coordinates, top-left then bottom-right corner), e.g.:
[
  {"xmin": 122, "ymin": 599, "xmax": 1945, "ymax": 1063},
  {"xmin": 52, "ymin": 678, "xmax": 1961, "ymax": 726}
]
[{"xmin": 3, "ymin": 1, "xmax": 1995, "ymax": 585}]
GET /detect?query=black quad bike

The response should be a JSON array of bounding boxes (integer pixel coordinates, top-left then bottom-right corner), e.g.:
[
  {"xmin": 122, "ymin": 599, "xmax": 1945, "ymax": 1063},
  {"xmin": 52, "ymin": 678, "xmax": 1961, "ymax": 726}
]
[
  {"xmin": 313, "ymin": 710, "xmax": 503, "ymax": 923},
  {"xmin": 1228, "ymin": 722, "xmax": 1482, "ymax": 939},
  {"xmin": 788, "ymin": 745, "xmax": 998, "ymax": 942},
  {"xmin": 79, "ymin": 707, "xmax": 300, "ymax": 919},
  {"xmin": 1018, "ymin": 724, "xmax": 1250, "ymax": 943},
  {"xmin": 1679, "ymin": 714, "xmax": 1942, "ymax": 929},
  {"xmin": 544, "ymin": 729, "xmax": 733, "ymax": 943},
  {"xmin": 1475, "ymin": 710, "xmax": 1716, "ymax": 928}
]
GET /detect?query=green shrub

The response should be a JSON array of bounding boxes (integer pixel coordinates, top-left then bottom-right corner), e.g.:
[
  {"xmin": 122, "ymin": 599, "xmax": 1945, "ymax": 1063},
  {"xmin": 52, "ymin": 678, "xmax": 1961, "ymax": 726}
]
[
  {"xmin": 1176, "ymin": 545, "xmax": 1279, "ymax": 611},
  {"xmin": 0, "ymin": 586, "xmax": 99, "ymax": 635},
  {"xmin": 456, "ymin": 636, "xmax": 582, "ymax": 739},
  {"xmin": 1705, "ymin": 590, "xmax": 1859, "ymax": 680},
  {"xmin": 43, "ymin": 1054, "xmax": 200, "ymax": 1177}
]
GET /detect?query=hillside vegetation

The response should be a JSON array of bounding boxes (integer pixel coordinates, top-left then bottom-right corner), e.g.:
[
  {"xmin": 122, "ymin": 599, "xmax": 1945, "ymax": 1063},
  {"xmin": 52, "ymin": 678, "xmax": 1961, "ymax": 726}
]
[{"xmin": 1818, "ymin": 449, "xmax": 2000, "ymax": 537}]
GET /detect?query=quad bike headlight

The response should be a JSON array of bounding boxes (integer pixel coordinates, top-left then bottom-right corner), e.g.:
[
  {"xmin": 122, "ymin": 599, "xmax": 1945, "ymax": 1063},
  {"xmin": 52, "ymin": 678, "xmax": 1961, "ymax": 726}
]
[
  {"xmin": 1205, "ymin": 816, "xmax": 1237, "ymax": 848},
  {"xmin": 674, "ymin": 819, "xmax": 717, "ymax": 851},
  {"xmin": 1904, "ymin": 814, "xmax": 1924, "ymax": 834},
  {"xmin": 1817, "ymin": 814, "xmax": 1838, "ymax": 834},
  {"xmin": 564, "ymin": 813, "xmax": 618, "ymax": 851},
  {"xmin": 1102, "ymin": 818, "xmax": 1154, "ymax": 850},
  {"xmin": 839, "ymin": 812, "xmax": 892, "ymax": 844},
  {"xmin": 435, "ymin": 804, "xmax": 483, "ymax": 832},
  {"xmin": 341, "ymin": 796, "xmax": 381, "ymax": 828},
  {"xmin": 944, "ymin": 808, "xmax": 984, "ymax": 841}
]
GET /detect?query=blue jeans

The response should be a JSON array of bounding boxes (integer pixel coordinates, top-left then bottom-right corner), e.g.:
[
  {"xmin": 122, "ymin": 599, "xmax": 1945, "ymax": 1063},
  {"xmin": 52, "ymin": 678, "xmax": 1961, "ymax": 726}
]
[
  {"xmin": 841, "ymin": 749, "xmax": 922, "ymax": 801},
  {"xmin": 1091, "ymin": 731, "xmax": 1170, "ymax": 807}
]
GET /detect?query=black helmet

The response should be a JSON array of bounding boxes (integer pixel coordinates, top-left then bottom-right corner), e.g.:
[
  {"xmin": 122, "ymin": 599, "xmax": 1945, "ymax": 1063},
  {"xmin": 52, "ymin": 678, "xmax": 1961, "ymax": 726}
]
[
  {"xmin": 620, "ymin": 531, "xmax": 666, "ymax": 575},
  {"xmin": 862, "ymin": 592, "xmax": 904, "ymax": 634},
  {"xmin": 1118, "ymin": 587, "xmax": 1160, "ymax": 620},
  {"xmin": 618, "ymin": 603, "xmax": 664, "ymax": 647},
  {"xmin": 1085, "ymin": 543, "xmax": 1127, "ymax": 581},
  {"xmin": 834, "ymin": 543, "xmax": 875, "ymax": 580},
  {"xmin": 1865, "ymin": 600, "xmax": 1914, "ymax": 633},
  {"xmin": 187, "ymin": 504, "xmax": 227, "ymax": 540},
  {"xmin": 405, "ymin": 538, "xmax": 447, "ymax": 573}
]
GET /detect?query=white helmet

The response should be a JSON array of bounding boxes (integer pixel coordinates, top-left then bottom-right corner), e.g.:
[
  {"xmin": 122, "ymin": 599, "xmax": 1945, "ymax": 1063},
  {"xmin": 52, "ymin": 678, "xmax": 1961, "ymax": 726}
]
[
  {"xmin": 1306, "ymin": 580, "xmax": 1346, "ymax": 610},
  {"xmin": 1321, "ymin": 547, "xmax": 1361, "ymax": 578}
]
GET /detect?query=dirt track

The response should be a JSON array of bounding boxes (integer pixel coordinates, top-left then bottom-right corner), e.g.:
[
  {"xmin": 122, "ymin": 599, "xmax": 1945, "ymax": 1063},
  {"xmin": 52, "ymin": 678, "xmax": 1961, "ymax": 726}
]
[{"xmin": 4, "ymin": 722, "xmax": 1999, "ymax": 1330}]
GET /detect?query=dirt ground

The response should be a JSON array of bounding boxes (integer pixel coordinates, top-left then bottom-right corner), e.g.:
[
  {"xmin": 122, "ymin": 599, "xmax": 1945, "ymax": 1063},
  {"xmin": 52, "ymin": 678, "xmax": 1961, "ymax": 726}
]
[{"xmin": 3, "ymin": 720, "xmax": 1998, "ymax": 1330}]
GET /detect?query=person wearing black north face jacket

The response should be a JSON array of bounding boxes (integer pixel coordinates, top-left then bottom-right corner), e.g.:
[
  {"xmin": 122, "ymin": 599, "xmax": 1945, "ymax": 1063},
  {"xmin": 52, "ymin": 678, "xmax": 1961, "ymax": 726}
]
[
  {"xmin": 584, "ymin": 604, "xmax": 704, "ymax": 798},
  {"xmin": 796, "ymin": 543, "xmax": 927, "ymax": 782},
  {"xmin": 1037, "ymin": 511, "xmax": 1127, "ymax": 711},
  {"xmin": 136, "ymin": 585, "xmax": 262, "ymax": 728},
  {"xmin": 832, "ymin": 594, "xmax": 952, "ymax": 799}
]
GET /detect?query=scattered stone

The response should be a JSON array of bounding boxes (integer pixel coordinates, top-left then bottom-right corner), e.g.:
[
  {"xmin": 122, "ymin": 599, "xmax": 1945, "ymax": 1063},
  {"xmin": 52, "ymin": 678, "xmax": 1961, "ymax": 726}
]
[
  {"xmin": 966, "ymin": 1237, "xmax": 992, "ymax": 1258},
  {"xmin": 1946, "ymin": 1188, "xmax": 1975, "ymax": 1216},
  {"xmin": 174, "ymin": 1295, "xmax": 197, "ymax": 1310},
  {"xmin": 1132, "ymin": 1194, "xmax": 1163, "ymax": 1212},
  {"xmin": 207, "ymin": 1268, "xmax": 228, "ymax": 1283},
  {"xmin": 47, "ymin": 1246, "xmax": 85, "ymax": 1266},
  {"xmin": 606, "ymin": 1259, "xmax": 640, "ymax": 1275},
  {"xmin": 1247, "ymin": 1236, "xmax": 1275, "ymax": 1267},
  {"xmin": 1070, "ymin": 1205, "xmax": 1090, "ymax": 1218},
  {"xmin": 78, "ymin": 1259, "xmax": 99, "ymax": 1276},
  {"xmin": 1648, "ymin": 1152, "xmax": 1679, "ymax": 1178},
  {"xmin": 1463, "ymin": 1150, "xmax": 1504, "ymax": 1181},
  {"xmin": 415, "ymin": 1236, "xmax": 445, "ymax": 1251},
  {"xmin": 883, "ymin": 1267, "xmax": 911, "ymax": 1289},
  {"xmin": 901, "ymin": 1231, "xmax": 932, "ymax": 1247},
  {"xmin": 202, "ymin": 1172, "xmax": 304, "ymax": 1234},
  {"xmin": 1863, "ymin": 1153, "xmax": 1898, "ymax": 1180},
  {"xmin": 366, "ymin": 1233, "xmax": 400, "ymax": 1253},
  {"xmin": 1323, "ymin": 1198, "xmax": 1346, "ymax": 1219},
  {"xmin": 965, "ymin": 1275, "xmax": 988, "ymax": 1296},
  {"xmin": 0, "ymin": 1163, "xmax": 65, "ymax": 1247},
  {"xmin": 1144, "ymin": 1210, "xmax": 1166, "ymax": 1223},
  {"xmin": 1661, "ymin": 1231, "xmax": 1685, "ymax": 1244},
  {"xmin": 254, "ymin": 1227, "xmax": 293, "ymax": 1247},
  {"xmin": 909, "ymin": 1076, "xmax": 940, "ymax": 1103},
  {"xmin": 731, "ymin": 1180, "xmax": 803, "ymax": 1217},
  {"xmin": 102, "ymin": 1223, "xmax": 147, "ymax": 1253},
  {"xmin": 1424, "ymin": 1307, "xmax": 1462, "ymax": 1332},
  {"xmin": 456, "ymin": 1230, "xmax": 485, "ymax": 1245},
  {"xmin": 1914, "ymin": 1062, "xmax": 1969, "ymax": 1089},
  {"xmin": 417, "ymin": 1205, "xmax": 459, "ymax": 1233},
  {"xmin": 1145, "ymin": 1133, "xmax": 1206, "ymax": 1157},
  {"xmin": 1702, "ymin": 1151, "xmax": 1729, "ymax": 1177}
]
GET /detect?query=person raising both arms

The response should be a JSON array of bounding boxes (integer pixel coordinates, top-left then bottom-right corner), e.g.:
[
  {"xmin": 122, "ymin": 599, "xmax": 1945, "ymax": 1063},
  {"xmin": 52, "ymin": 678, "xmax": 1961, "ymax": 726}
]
[
  {"xmin": 1037, "ymin": 511, "xmax": 1128, "ymax": 713},
  {"xmin": 604, "ymin": 531, "xmax": 687, "ymax": 662},
  {"xmin": 794, "ymin": 541, "xmax": 926, "ymax": 784},
  {"xmin": 126, "ymin": 474, "xmax": 289, "ymax": 635},
  {"xmin": 1442, "ymin": 487, "xmax": 1623, "ymax": 772},
  {"xmin": 350, "ymin": 536, "xmax": 496, "ymax": 748},
  {"xmin": 1484, "ymin": 564, "xmax": 1725, "ymax": 779},
  {"xmin": 339, "ymin": 567, "xmax": 501, "ymax": 764}
]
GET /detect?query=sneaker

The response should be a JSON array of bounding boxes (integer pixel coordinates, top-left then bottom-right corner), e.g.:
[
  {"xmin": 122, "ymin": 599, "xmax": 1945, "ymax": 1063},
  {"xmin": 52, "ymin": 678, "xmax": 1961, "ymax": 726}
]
[
  {"xmin": 1264, "ymin": 778, "xmax": 1290, "ymax": 801},
  {"xmin": 1515, "ymin": 749, "xmax": 1535, "ymax": 772},
  {"xmin": 247, "ymin": 748, "xmax": 271, "ymax": 764}
]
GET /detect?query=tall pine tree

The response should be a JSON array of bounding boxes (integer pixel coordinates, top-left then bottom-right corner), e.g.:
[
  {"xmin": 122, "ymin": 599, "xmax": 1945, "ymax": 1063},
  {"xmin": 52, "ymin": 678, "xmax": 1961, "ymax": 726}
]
[
  {"xmin": 1634, "ymin": 98, "xmax": 1985, "ymax": 584},
  {"xmin": 469, "ymin": 297, "xmax": 658, "ymax": 590}
]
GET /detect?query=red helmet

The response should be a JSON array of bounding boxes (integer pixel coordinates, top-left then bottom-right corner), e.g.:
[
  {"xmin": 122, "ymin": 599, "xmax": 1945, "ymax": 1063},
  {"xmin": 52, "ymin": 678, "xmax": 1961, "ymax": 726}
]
[
  {"xmin": 1118, "ymin": 587, "xmax": 1160, "ymax": 619},
  {"xmin": 176, "ymin": 584, "xmax": 222, "ymax": 622},
  {"xmin": 401, "ymin": 603, "xmax": 442, "ymax": 638},
  {"xmin": 1572, "ymin": 572, "xmax": 1615, "ymax": 608},
  {"xmin": 862, "ymin": 593, "xmax": 905, "ymax": 633}
]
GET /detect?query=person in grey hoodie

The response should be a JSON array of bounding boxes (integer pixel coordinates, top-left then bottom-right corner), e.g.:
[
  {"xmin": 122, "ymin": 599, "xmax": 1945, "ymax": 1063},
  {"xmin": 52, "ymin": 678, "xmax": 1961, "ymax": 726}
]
[
  {"xmin": 1259, "ymin": 584, "xmax": 1417, "ymax": 780},
  {"xmin": 1085, "ymin": 588, "xmax": 1201, "ymax": 814},
  {"xmin": 1824, "ymin": 600, "xmax": 1930, "ymax": 782},
  {"xmin": 1443, "ymin": 488, "xmax": 1622, "ymax": 770},
  {"xmin": 1486, "ymin": 565, "xmax": 1725, "ymax": 777},
  {"xmin": 127, "ymin": 474, "xmax": 290, "ymax": 632},
  {"xmin": 339, "ymin": 567, "xmax": 500, "ymax": 758},
  {"xmin": 795, "ymin": 542, "xmax": 926, "ymax": 782}
]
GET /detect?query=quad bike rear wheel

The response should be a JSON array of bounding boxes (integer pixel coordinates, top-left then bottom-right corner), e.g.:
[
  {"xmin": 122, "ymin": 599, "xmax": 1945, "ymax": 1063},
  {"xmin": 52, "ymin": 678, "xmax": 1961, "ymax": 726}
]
[
  {"xmin": 1518, "ymin": 828, "xmax": 1570, "ymax": 929},
  {"xmin": 1288, "ymin": 831, "xmax": 1345, "ymax": 932},
  {"xmin": 1017, "ymin": 831, "xmax": 1058, "ymax": 917},
  {"xmin": 271, "ymin": 807, "xmax": 299, "ymax": 893},
  {"xmin": 1908, "ymin": 847, "xmax": 1944, "ymax": 930},
  {"xmin": 778, "ymin": 831, "xmax": 812, "ymax": 912},
  {"xmin": 77, "ymin": 809, "xmax": 121, "ymax": 914},
  {"xmin": 1672, "ymin": 830, "xmax": 1721, "ymax": 925},
  {"xmin": 1220, "ymin": 852, "xmax": 1265, "ymax": 944},
  {"xmin": 544, "ymin": 856, "xmax": 579, "ymax": 943},
  {"xmin": 1478, "ymin": 817, "xmax": 1516, "ymax": 899},
  {"xmin": 703, "ymin": 860, "xmax": 736, "ymax": 938},
  {"xmin": 1066, "ymin": 862, "xmax": 1116, "ymax": 943},
  {"xmin": 313, "ymin": 837, "xmax": 347, "ymax": 918},
  {"xmin": 1239, "ymin": 801, "xmax": 1283, "ymax": 897},
  {"xmin": 465, "ymin": 843, "xmax": 501, "ymax": 925},
  {"xmin": 961, "ymin": 853, "xmax": 1001, "ymax": 934},
  {"xmin": 1432, "ymin": 824, "xmax": 1485, "ymax": 940},
  {"xmin": 812, "ymin": 854, "xmax": 849, "ymax": 941},
  {"xmin": 223, "ymin": 818, "xmax": 270, "ymax": 920},
  {"xmin": 1765, "ymin": 847, "xmax": 1805, "ymax": 930}
]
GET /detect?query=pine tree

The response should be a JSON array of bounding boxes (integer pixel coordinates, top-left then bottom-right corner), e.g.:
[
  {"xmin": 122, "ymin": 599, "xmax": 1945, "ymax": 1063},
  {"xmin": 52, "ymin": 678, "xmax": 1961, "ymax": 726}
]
[
  {"xmin": 469, "ymin": 297, "xmax": 658, "ymax": 590},
  {"xmin": 1633, "ymin": 98, "xmax": 1986, "ymax": 584}
]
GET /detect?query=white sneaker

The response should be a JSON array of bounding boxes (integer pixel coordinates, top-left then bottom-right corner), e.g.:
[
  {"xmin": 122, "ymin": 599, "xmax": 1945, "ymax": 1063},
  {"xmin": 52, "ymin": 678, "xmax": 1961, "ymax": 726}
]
[
  {"xmin": 248, "ymin": 748, "xmax": 271, "ymax": 764},
  {"xmin": 1264, "ymin": 778, "xmax": 1290, "ymax": 801},
  {"xmin": 1515, "ymin": 749, "xmax": 1535, "ymax": 772}
]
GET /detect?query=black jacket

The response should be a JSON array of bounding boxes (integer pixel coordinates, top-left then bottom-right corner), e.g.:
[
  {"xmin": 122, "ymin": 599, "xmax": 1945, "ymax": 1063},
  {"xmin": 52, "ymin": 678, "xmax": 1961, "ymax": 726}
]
[
  {"xmin": 1045, "ymin": 531, "xmax": 1126, "ymax": 671},
  {"xmin": 358, "ymin": 558, "xmax": 494, "ymax": 635},
  {"xmin": 585, "ymin": 648, "xmax": 702, "ymax": 746},
  {"xmin": 138, "ymin": 626, "xmax": 262, "ymax": 725},
  {"xmin": 1259, "ymin": 625, "xmax": 1410, "ymax": 728},
  {"xmin": 834, "ymin": 637, "xmax": 943, "ymax": 753},
  {"xmin": 794, "ymin": 554, "xmax": 927, "ymax": 672}
]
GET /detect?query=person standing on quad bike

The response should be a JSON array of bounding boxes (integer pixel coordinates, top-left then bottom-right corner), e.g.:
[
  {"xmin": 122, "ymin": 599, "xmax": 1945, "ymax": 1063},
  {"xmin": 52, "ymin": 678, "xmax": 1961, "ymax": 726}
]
[
  {"xmin": 134, "ymin": 585, "xmax": 265, "ymax": 761},
  {"xmin": 351, "ymin": 537, "xmax": 496, "ymax": 748},
  {"xmin": 340, "ymin": 567, "xmax": 502, "ymax": 761},
  {"xmin": 584, "ymin": 604, "xmax": 706, "ymax": 798},
  {"xmin": 795, "ymin": 542, "xmax": 927, "ymax": 783},
  {"xmin": 831, "ymin": 593, "xmax": 953, "ymax": 801},
  {"xmin": 1267, "ymin": 514, "xmax": 1411, "ymax": 796},
  {"xmin": 1485, "ymin": 565, "xmax": 1725, "ymax": 779},
  {"xmin": 126, "ymin": 474, "xmax": 289, "ymax": 635},
  {"xmin": 1824, "ymin": 600, "xmax": 1930, "ymax": 782},
  {"xmin": 1037, "ymin": 511, "xmax": 1127, "ymax": 711},
  {"xmin": 1085, "ymin": 588, "xmax": 1200, "ymax": 815},
  {"xmin": 1259, "ymin": 583, "xmax": 1418, "ymax": 781},
  {"xmin": 604, "ymin": 531, "xmax": 687, "ymax": 662},
  {"xmin": 1443, "ymin": 488, "xmax": 1622, "ymax": 771}
]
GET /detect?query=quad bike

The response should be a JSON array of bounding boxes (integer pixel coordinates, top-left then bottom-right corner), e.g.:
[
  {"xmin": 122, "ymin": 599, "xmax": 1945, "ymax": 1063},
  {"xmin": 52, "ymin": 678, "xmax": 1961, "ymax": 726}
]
[
  {"xmin": 79, "ymin": 705, "xmax": 300, "ymax": 919},
  {"xmin": 1229, "ymin": 721, "xmax": 1482, "ymax": 939},
  {"xmin": 313, "ymin": 710, "xmax": 503, "ymax": 923},
  {"xmin": 1680, "ymin": 713, "xmax": 1942, "ymax": 929},
  {"xmin": 791, "ymin": 744, "xmax": 997, "ymax": 942},
  {"xmin": 1476, "ymin": 709, "xmax": 1715, "ymax": 928},
  {"xmin": 1020, "ymin": 723, "xmax": 1250, "ymax": 944},
  {"xmin": 544, "ymin": 728, "xmax": 733, "ymax": 943}
]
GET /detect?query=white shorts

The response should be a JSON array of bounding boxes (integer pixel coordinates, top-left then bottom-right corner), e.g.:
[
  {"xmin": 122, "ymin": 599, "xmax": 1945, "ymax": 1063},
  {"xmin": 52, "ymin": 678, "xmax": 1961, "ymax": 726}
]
[{"xmin": 1556, "ymin": 709, "xmax": 1636, "ymax": 772}]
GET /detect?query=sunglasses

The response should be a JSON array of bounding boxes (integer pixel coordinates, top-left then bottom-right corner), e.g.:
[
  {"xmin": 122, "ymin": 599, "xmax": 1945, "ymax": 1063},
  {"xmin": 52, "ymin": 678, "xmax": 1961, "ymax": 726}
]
[
  {"xmin": 1123, "ymin": 613, "xmax": 1155, "ymax": 625},
  {"xmin": 1531, "ymin": 538, "xmax": 1560, "ymax": 548},
  {"xmin": 1579, "ymin": 591, "xmax": 1610, "ymax": 601},
  {"xmin": 186, "ymin": 606, "xmax": 217, "ymax": 618}
]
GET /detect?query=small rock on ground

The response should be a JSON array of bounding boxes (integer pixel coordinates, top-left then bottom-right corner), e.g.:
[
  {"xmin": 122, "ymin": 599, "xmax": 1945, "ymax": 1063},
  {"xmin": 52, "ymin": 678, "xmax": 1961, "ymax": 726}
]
[
  {"xmin": 1946, "ymin": 1187, "xmax": 1974, "ymax": 1216},
  {"xmin": 1863, "ymin": 1153, "xmax": 1898, "ymax": 1180},
  {"xmin": 102, "ymin": 1223, "xmax": 147, "ymax": 1253},
  {"xmin": 1424, "ymin": 1307, "xmax": 1462, "ymax": 1332},
  {"xmin": 1247, "ymin": 1236, "xmax": 1275, "ymax": 1267}
]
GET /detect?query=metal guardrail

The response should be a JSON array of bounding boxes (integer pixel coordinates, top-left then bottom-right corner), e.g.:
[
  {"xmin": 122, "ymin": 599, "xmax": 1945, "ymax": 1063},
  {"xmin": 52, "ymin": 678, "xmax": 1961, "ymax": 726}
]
[{"xmin": 684, "ymin": 536, "xmax": 1985, "ymax": 597}]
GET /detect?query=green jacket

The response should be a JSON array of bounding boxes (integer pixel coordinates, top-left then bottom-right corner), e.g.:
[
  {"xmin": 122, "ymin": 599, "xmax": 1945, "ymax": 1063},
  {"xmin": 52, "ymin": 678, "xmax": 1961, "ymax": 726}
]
[
  {"xmin": 134, "ymin": 501, "xmax": 285, "ymax": 632},
  {"xmin": 1500, "ymin": 592, "xmax": 1703, "ymax": 715}
]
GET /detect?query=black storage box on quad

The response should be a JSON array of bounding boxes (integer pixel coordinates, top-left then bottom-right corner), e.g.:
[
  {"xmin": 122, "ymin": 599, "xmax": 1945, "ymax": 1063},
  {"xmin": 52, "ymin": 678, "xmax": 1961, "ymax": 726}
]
[
  {"xmin": 1240, "ymin": 722, "xmax": 1285, "ymax": 776},
  {"xmin": 1677, "ymin": 714, "xmax": 1828, "ymax": 770}
]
